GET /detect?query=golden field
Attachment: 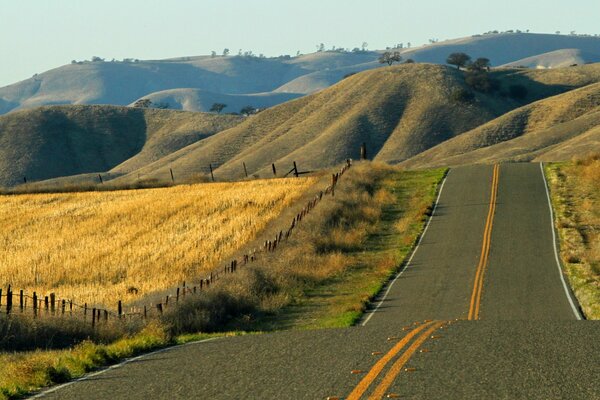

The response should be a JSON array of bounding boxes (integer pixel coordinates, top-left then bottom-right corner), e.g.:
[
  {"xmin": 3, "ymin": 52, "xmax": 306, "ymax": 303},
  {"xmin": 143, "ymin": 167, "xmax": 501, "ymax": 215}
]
[{"xmin": 0, "ymin": 178, "xmax": 316, "ymax": 307}]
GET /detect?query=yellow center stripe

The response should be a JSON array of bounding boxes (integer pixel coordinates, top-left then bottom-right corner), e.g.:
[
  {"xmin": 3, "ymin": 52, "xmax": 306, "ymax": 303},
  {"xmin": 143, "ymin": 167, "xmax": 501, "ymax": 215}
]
[
  {"xmin": 468, "ymin": 164, "xmax": 500, "ymax": 320},
  {"xmin": 345, "ymin": 321, "xmax": 436, "ymax": 400},
  {"xmin": 368, "ymin": 321, "xmax": 446, "ymax": 399}
]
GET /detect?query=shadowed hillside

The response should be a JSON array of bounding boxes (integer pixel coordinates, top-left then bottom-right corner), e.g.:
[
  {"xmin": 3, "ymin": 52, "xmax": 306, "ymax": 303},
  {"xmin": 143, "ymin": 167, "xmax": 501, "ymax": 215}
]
[
  {"xmin": 0, "ymin": 106, "xmax": 241, "ymax": 187},
  {"xmin": 401, "ymin": 81, "xmax": 600, "ymax": 168}
]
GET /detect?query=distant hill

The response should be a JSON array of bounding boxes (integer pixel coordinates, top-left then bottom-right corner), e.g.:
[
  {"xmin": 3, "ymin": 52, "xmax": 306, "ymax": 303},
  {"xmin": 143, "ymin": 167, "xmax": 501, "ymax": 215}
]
[
  {"xmin": 1, "ymin": 33, "xmax": 600, "ymax": 115},
  {"xmin": 134, "ymin": 89, "xmax": 302, "ymax": 113},
  {"xmin": 0, "ymin": 106, "xmax": 241, "ymax": 187},
  {"xmin": 501, "ymin": 49, "xmax": 600, "ymax": 69}
]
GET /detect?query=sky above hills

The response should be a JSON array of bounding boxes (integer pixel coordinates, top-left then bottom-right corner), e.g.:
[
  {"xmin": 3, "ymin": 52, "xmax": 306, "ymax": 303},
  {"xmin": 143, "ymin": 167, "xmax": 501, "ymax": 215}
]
[{"xmin": 1, "ymin": 0, "xmax": 600, "ymax": 88}]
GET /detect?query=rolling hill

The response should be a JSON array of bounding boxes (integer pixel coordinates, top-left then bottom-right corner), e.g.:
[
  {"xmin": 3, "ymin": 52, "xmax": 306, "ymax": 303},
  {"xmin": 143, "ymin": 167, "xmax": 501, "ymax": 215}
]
[
  {"xmin": 3, "ymin": 61, "xmax": 600, "ymax": 189},
  {"xmin": 0, "ymin": 106, "xmax": 241, "ymax": 187},
  {"xmin": 2, "ymin": 33, "xmax": 600, "ymax": 115},
  {"xmin": 107, "ymin": 63, "xmax": 600, "ymax": 184},
  {"xmin": 501, "ymin": 49, "xmax": 600, "ymax": 69},
  {"xmin": 400, "ymin": 81, "xmax": 600, "ymax": 168}
]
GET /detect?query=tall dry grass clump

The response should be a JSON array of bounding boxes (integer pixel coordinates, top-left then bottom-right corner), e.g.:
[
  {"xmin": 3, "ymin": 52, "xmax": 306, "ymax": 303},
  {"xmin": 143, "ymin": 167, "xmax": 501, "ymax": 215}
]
[
  {"xmin": 546, "ymin": 155, "xmax": 599, "ymax": 319},
  {"xmin": 0, "ymin": 178, "xmax": 316, "ymax": 307}
]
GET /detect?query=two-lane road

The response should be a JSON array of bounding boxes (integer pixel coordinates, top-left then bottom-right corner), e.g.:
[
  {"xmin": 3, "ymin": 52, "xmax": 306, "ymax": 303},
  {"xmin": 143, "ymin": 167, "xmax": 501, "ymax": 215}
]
[{"xmin": 35, "ymin": 164, "xmax": 599, "ymax": 400}]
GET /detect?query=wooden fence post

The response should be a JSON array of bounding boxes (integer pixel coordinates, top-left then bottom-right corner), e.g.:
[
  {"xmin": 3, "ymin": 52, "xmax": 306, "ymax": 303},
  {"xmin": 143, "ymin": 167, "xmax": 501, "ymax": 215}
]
[
  {"xmin": 272, "ymin": 163, "xmax": 277, "ymax": 176},
  {"xmin": 176, "ymin": 288, "xmax": 180, "ymax": 303},
  {"xmin": 84, "ymin": 303, "xmax": 88, "ymax": 319},
  {"xmin": 360, "ymin": 142, "xmax": 367, "ymax": 160},
  {"xmin": 0, "ymin": 288, "xmax": 2, "ymax": 308},
  {"xmin": 92, "ymin": 308, "xmax": 96, "ymax": 327},
  {"xmin": 243, "ymin": 162, "xmax": 248, "ymax": 178},
  {"xmin": 157, "ymin": 303, "xmax": 163, "ymax": 315},
  {"xmin": 209, "ymin": 164, "xmax": 215, "ymax": 182},
  {"xmin": 293, "ymin": 161, "xmax": 299, "ymax": 177},
  {"xmin": 44, "ymin": 296, "xmax": 49, "ymax": 313},
  {"xmin": 19, "ymin": 289, "xmax": 24, "ymax": 312},
  {"xmin": 33, "ymin": 292, "xmax": 38, "ymax": 316},
  {"xmin": 61, "ymin": 299, "xmax": 66, "ymax": 315},
  {"xmin": 170, "ymin": 168, "xmax": 175, "ymax": 183},
  {"xmin": 118, "ymin": 300, "xmax": 122, "ymax": 318},
  {"xmin": 98, "ymin": 174, "xmax": 103, "ymax": 184},
  {"xmin": 50, "ymin": 293, "xmax": 56, "ymax": 314},
  {"xmin": 6, "ymin": 285, "xmax": 12, "ymax": 315}
]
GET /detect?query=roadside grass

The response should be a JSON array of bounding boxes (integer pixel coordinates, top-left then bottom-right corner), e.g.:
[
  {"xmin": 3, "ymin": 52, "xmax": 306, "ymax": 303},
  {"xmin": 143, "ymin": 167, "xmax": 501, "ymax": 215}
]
[
  {"xmin": 0, "ymin": 162, "xmax": 445, "ymax": 398},
  {"xmin": 255, "ymin": 167, "xmax": 446, "ymax": 330},
  {"xmin": 0, "ymin": 322, "xmax": 246, "ymax": 400},
  {"xmin": 545, "ymin": 155, "xmax": 600, "ymax": 319}
]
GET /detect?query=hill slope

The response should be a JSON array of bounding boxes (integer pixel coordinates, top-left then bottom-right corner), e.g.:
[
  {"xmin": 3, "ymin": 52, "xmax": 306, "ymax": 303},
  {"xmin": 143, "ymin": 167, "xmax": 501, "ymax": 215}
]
[
  {"xmin": 2, "ymin": 33, "xmax": 600, "ymax": 115},
  {"xmin": 135, "ymin": 88, "xmax": 302, "ymax": 113},
  {"xmin": 401, "ymin": 81, "xmax": 600, "ymax": 168},
  {"xmin": 501, "ymin": 49, "xmax": 600, "ymax": 69},
  {"xmin": 0, "ymin": 106, "xmax": 241, "ymax": 187},
  {"xmin": 110, "ymin": 63, "xmax": 556, "ymax": 183}
]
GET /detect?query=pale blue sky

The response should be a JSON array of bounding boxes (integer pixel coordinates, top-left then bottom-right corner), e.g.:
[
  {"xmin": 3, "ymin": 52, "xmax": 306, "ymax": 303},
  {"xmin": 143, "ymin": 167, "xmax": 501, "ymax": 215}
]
[{"xmin": 1, "ymin": 0, "xmax": 599, "ymax": 87}]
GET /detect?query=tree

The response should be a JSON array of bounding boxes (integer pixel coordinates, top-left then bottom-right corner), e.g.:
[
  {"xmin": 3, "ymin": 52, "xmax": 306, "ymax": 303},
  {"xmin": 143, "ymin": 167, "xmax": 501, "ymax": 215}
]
[
  {"xmin": 378, "ymin": 51, "xmax": 402, "ymax": 66},
  {"xmin": 362, "ymin": 42, "xmax": 369, "ymax": 51},
  {"xmin": 222, "ymin": 48, "xmax": 230, "ymax": 56},
  {"xmin": 211, "ymin": 51, "xmax": 217, "ymax": 58},
  {"xmin": 316, "ymin": 43, "xmax": 325, "ymax": 52},
  {"xmin": 469, "ymin": 57, "xmax": 491, "ymax": 72},
  {"xmin": 240, "ymin": 105, "xmax": 258, "ymax": 116},
  {"xmin": 133, "ymin": 99, "xmax": 152, "ymax": 108},
  {"xmin": 447, "ymin": 52, "xmax": 471, "ymax": 69},
  {"xmin": 210, "ymin": 103, "xmax": 227, "ymax": 114}
]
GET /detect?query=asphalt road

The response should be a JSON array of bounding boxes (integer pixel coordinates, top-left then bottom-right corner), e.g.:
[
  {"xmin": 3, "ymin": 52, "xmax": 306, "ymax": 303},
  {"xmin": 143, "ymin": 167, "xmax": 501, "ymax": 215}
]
[{"xmin": 35, "ymin": 164, "xmax": 599, "ymax": 400}]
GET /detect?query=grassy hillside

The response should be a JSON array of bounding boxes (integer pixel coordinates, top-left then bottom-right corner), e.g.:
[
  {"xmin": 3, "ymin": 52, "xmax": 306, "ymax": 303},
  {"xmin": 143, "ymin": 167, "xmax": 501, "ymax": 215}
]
[
  {"xmin": 108, "ymin": 63, "xmax": 600, "ymax": 184},
  {"xmin": 501, "ymin": 49, "xmax": 600, "ymax": 69},
  {"xmin": 112, "ymin": 64, "xmax": 515, "ymax": 183},
  {"xmin": 401, "ymin": 79, "xmax": 600, "ymax": 168},
  {"xmin": 0, "ymin": 105, "xmax": 241, "ymax": 188}
]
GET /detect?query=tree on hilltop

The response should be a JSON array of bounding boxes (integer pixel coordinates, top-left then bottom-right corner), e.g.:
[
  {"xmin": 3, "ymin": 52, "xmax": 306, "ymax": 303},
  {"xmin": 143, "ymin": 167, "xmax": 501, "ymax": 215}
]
[
  {"xmin": 240, "ymin": 105, "xmax": 258, "ymax": 116},
  {"xmin": 210, "ymin": 103, "xmax": 227, "ymax": 114},
  {"xmin": 133, "ymin": 99, "xmax": 152, "ymax": 108},
  {"xmin": 378, "ymin": 51, "xmax": 402, "ymax": 66},
  {"xmin": 469, "ymin": 57, "xmax": 491, "ymax": 72},
  {"xmin": 447, "ymin": 52, "xmax": 471, "ymax": 69}
]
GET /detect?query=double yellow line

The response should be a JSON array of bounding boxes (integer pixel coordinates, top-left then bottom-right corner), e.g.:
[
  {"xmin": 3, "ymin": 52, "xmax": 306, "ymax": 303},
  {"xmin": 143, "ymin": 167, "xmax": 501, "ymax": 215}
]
[
  {"xmin": 346, "ymin": 320, "xmax": 447, "ymax": 400},
  {"xmin": 468, "ymin": 164, "xmax": 500, "ymax": 320}
]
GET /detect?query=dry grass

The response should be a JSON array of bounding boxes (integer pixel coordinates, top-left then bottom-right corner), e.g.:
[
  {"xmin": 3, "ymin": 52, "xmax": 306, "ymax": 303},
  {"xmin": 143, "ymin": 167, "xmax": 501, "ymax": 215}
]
[
  {"xmin": 0, "ymin": 178, "xmax": 316, "ymax": 307},
  {"xmin": 161, "ymin": 163, "xmax": 447, "ymax": 332},
  {"xmin": 545, "ymin": 154, "xmax": 600, "ymax": 319}
]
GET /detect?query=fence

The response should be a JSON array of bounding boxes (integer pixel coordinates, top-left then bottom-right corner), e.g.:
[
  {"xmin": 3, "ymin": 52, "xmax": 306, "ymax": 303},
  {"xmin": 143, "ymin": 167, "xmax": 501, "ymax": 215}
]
[{"xmin": 0, "ymin": 159, "xmax": 354, "ymax": 326}]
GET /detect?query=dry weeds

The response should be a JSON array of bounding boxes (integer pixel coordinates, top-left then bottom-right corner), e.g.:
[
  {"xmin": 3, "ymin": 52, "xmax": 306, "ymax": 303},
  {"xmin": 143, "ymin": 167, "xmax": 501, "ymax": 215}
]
[{"xmin": 546, "ymin": 154, "xmax": 600, "ymax": 319}]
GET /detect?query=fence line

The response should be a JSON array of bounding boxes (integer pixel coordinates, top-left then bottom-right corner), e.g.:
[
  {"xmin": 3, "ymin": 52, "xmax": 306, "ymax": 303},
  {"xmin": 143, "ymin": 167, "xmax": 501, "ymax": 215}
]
[{"xmin": 0, "ymin": 159, "xmax": 353, "ymax": 326}]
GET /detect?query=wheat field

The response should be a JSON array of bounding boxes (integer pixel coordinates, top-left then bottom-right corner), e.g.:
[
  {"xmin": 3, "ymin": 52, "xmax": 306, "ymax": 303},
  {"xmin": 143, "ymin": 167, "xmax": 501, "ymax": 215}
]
[{"xmin": 0, "ymin": 178, "xmax": 316, "ymax": 307}]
